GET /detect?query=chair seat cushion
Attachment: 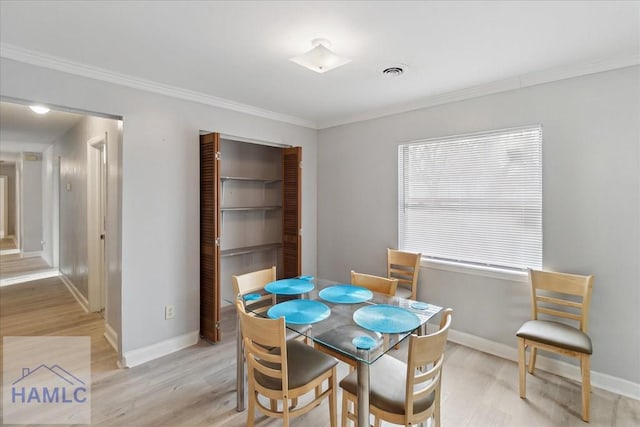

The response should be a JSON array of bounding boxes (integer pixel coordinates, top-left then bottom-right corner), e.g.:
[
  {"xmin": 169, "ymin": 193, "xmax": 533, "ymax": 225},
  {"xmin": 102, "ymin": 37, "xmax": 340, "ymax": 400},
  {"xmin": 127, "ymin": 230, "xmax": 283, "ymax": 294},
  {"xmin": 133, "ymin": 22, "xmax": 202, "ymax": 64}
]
[
  {"xmin": 339, "ymin": 354, "xmax": 435, "ymax": 415},
  {"xmin": 516, "ymin": 320, "xmax": 592, "ymax": 354},
  {"xmin": 255, "ymin": 340, "xmax": 337, "ymax": 390}
]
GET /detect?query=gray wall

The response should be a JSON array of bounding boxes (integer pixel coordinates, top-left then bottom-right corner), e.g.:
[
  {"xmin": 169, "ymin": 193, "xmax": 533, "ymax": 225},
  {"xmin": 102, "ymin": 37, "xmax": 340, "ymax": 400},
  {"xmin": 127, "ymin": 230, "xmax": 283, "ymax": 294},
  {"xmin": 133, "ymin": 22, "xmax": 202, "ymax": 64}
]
[
  {"xmin": 21, "ymin": 154, "xmax": 42, "ymax": 252},
  {"xmin": 0, "ymin": 57, "xmax": 318, "ymax": 360},
  {"xmin": 0, "ymin": 163, "xmax": 16, "ymax": 236},
  {"xmin": 318, "ymin": 66, "xmax": 640, "ymax": 383}
]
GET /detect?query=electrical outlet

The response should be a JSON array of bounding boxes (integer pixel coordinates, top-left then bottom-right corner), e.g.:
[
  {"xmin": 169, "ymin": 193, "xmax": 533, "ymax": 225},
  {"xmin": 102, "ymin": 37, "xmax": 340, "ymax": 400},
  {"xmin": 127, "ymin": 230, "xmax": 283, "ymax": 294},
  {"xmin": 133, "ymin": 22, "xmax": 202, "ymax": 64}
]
[{"xmin": 165, "ymin": 305, "xmax": 175, "ymax": 320}]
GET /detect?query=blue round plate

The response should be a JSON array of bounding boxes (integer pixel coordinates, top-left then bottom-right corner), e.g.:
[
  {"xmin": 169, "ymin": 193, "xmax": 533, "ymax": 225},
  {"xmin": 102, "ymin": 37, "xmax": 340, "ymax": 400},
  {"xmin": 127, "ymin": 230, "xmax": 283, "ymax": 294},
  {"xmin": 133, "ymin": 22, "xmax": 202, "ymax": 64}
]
[
  {"xmin": 353, "ymin": 304, "xmax": 421, "ymax": 334},
  {"xmin": 352, "ymin": 335, "xmax": 379, "ymax": 350},
  {"xmin": 410, "ymin": 302, "xmax": 430, "ymax": 310},
  {"xmin": 264, "ymin": 278, "xmax": 315, "ymax": 295},
  {"xmin": 267, "ymin": 300, "xmax": 331, "ymax": 325},
  {"xmin": 298, "ymin": 275, "xmax": 314, "ymax": 281},
  {"xmin": 319, "ymin": 285, "xmax": 373, "ymax": 304},
  {"xmin": 243, "ymin": 293, "xmax": 261, "ymax": 302}
]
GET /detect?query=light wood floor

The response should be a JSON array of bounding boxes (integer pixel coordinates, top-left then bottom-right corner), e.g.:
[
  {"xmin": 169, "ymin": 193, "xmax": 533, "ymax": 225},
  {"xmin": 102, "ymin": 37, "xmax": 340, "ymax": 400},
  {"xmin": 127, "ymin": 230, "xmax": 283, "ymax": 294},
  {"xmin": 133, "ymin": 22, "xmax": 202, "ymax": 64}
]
[
  {"xmin": 0, "ymin": 252, "xmax": 53, "ymax": 280},
  {"xmin": 0, "ymin": 277, "xmax": 638, "ymax": 426},
  {"xmin": 0, "ymin": 237, "xmax": 17, "ymax": 250}
]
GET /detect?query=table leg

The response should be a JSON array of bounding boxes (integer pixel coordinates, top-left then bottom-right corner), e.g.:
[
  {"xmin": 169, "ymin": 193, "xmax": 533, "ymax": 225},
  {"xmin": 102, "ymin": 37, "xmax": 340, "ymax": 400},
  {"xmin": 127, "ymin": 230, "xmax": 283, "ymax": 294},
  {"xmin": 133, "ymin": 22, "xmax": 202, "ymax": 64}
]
[
  {"xmin": 356, "ymin": 359, "xmax": 370, "ymax": 427},
  {"xmin": 236, "ymin": 312, "xmax": 245, "ymax": 412}
]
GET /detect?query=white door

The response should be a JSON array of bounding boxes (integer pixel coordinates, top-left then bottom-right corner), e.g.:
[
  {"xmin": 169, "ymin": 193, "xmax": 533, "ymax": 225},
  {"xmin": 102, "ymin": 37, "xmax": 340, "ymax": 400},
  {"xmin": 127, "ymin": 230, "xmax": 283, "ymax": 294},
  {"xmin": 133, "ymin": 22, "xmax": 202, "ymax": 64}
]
[{"xmin": 87, "ymin": 134, "xmax": 107, "ymax": 313}]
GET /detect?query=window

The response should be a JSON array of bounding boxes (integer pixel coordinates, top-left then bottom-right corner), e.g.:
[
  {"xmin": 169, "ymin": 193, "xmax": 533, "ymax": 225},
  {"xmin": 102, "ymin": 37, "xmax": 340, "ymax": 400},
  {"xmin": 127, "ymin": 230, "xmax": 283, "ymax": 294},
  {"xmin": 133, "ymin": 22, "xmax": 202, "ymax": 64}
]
[{"xmin": 398, "ymin": 125, "xmax": 542, "ymax": 271}]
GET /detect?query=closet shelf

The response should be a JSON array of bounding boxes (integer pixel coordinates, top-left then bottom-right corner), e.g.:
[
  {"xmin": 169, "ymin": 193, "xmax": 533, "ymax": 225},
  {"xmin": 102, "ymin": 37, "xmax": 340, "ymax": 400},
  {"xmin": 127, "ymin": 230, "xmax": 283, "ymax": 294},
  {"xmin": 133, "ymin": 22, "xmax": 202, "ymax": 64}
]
[
  {"xmin": 221, "ymin": 206, "xmax": 282, "ymax": 211},
  {"xmin": 221, "ymin": 243, "xmax": 283, "ymax": 257},
  {"xmin": 220, "ymin": 176, "xmax": 282, "ymax": 184}
]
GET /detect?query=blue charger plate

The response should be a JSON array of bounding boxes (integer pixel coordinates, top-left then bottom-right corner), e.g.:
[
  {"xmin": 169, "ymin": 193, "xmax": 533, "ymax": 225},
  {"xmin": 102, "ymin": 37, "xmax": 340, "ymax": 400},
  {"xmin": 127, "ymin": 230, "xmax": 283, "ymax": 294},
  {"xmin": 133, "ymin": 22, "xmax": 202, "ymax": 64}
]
[
  {"xmin": 353, "ymin": 304, "xmax": 421, "ymax": 334},
  {"xmin": 267, "ymin": 300, "xmax": 331, "ymax": 325},
  {"xmin": 264, "ymin": 278, "xmax": 315, "ymax": 295},
  {"xmin": 319, "ymin": 284, "xmax": 373, "ymax": 304}
]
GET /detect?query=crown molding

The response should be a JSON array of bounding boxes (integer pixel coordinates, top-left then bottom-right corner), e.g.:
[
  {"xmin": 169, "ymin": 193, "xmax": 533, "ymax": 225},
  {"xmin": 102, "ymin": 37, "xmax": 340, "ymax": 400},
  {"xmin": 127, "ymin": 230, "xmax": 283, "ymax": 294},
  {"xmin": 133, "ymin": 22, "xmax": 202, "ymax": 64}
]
[
  {"xmin": 0, "ymin": 43, "xmax": 317, "ymax": 129},
  {"xmin": 317, "ymin": 50, "xmax": 640, "ymax": 129},
  {"xmin": 2, "ymin": 43, "xmax": 637, "ymax": 131}
]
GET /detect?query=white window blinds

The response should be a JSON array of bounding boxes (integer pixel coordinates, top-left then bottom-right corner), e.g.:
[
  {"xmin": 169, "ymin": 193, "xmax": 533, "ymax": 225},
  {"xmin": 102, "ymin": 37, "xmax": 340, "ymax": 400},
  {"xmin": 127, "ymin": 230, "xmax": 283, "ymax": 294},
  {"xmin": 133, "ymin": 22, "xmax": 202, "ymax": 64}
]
[{"xmin": 398, "ymin": 125, "xmax": 542, "ymax": 270}]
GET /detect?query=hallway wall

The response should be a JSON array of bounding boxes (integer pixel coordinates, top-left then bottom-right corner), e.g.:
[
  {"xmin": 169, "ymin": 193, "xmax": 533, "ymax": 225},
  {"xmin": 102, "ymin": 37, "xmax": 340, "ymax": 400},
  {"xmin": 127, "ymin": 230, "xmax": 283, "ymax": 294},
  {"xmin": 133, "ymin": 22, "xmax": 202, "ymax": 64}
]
[
  {"xmin": 55, "ymin": 115, "xmax": 121, "ymax": 337},
  {"xmin": 0, "ymin": 163, "xmax": 17, "ymax": 236},
  {"xmin": 21, "ymin": 153, "xmax": 42, "ymax": 252}
]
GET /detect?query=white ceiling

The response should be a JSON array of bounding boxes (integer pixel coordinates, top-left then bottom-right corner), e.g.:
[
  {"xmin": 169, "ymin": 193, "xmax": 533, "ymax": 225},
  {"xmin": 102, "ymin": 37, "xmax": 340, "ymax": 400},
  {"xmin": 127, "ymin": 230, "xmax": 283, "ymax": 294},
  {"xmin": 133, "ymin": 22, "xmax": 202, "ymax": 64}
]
[
  {"xmin": 0, "ymin": 102, "xmax": 83, "ymax": 144},
  {"xmin": 0, "ymin": 1, "xmax": 639, "ymax": 129},
  {"xmin": 0, "ymin": 102, "xmax": 83, "ymax": 159}
]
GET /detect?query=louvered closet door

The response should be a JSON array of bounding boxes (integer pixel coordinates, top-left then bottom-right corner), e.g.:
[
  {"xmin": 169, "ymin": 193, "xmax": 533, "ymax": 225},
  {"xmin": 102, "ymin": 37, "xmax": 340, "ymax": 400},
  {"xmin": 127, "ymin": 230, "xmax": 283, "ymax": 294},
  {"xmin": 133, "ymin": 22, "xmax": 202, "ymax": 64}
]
[
  {"xmin": 200, "ymin": 133, "xmax": 220, "ymax": 342},
  {"xmin": 282, "ymin": 147, "xmax": 302, "ymax": 278}
]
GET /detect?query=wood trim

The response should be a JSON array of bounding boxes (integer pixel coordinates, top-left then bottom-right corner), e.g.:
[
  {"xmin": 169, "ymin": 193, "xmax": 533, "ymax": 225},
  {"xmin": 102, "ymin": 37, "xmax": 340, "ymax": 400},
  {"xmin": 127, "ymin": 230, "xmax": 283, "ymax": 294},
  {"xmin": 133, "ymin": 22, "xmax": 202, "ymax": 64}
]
[
  {"xmin": 200, "ymin": 133, "xmax": 221, "ymax": 342},
  {"xmin": 282, "ymin": 147, "xmax": 301, "ymax": 278}
]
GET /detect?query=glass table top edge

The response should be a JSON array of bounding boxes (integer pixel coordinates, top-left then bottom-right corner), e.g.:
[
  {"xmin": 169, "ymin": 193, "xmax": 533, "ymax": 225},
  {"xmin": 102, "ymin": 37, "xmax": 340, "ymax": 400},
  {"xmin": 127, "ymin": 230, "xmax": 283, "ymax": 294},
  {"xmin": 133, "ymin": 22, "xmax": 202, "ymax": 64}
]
[{"xmin": 229, "ymin": 278, "xmax": 443, "ymax": 364}]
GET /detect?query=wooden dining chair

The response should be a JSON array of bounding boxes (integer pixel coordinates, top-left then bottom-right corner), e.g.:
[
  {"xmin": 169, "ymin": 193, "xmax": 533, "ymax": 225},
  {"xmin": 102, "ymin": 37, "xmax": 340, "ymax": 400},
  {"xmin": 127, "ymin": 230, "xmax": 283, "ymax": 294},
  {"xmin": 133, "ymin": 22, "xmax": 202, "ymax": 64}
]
[
  {"xmin": 351, "ymin": 270, "xmax": 398, "ymax": 296},
  {"xmin": 236, "ymin": 300, "xmax": 338, "ymax": 427},
  {"xmin": 232, "ymin": 266, "xmax": 310, "ymax": 341},
  {"xmin": 516, "ymin": 269, "xmax": 594, "ymax": 422},
  {"xmin": 339, "ymin": 308, "xmax": 453, "ymax": 427},
  {"xmin": 387, "ymin": 249, "xmax": 421, "ymax": 300},
  {"xmin": 232, "ymin": 266, "xmax": 277, "ymax": 315}
]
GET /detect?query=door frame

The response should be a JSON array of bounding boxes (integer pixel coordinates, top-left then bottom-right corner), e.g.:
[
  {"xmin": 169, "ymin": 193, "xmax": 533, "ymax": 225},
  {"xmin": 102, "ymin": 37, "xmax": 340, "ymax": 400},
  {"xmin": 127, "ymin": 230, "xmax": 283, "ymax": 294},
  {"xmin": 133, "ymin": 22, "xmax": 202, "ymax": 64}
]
[
  {"xmin": 87, "ymin": 133, "xmax": 108, "ymax": 313},
  {"xmin": 0, "ymin": 175, "xmax": 7, "ymax": 238}
]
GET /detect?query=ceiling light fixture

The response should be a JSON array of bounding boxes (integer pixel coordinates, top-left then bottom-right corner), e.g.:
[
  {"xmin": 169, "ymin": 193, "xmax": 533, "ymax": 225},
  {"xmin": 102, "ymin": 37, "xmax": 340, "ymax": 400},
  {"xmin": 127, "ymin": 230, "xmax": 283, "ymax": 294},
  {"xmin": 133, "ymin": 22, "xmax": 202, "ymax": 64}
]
[
  {"xmin": 29, "ymin": 105, "xmax": 50, "ymax": 114},
  {"xmin": 290, "ymin": 38, "xmax": 351, "ymax": 74}
]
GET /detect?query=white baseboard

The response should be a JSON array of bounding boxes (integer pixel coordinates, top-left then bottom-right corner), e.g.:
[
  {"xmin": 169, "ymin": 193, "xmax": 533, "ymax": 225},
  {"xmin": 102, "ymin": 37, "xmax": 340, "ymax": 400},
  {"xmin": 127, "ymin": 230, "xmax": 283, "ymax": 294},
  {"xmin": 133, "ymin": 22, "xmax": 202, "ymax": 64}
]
[
  {"xmin": 59, "ymin": 273, "xmax": 89, "ymax": 313},
  {"xmin": 0, "ymin": 269, "xmax": 59, "ymax": 287},
  {"xmin": 0, "ymin": 248, "xmax": 20, "ymax": 255},
  {"xmin": 104, "ymin": 323, "xmax": 118, "ymax": 352},
  {"xmin": 122, "ymin": 330, "xmax": 199, "ymax": 368},
  {"xmin": 20, "ymin": 250, "xmax": 44, "ymax": 259},
  {"xmin": 448, "ymin": 328, "xmax": 640, "ymax": 401}
]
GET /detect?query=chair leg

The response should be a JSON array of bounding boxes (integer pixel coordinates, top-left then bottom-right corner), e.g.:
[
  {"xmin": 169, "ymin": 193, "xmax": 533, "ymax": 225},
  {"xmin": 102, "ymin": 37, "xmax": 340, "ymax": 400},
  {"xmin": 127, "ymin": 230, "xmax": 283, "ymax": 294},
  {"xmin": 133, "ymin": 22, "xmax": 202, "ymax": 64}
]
[
  {"xmin": 283, "ymin": 397, "xmax": 290, "ymax": 427},
  {"xmin": 329, "ymin": 368, "xmax": 337, "ymax": 427},
  {"xmin": 341, "ymin": 391, "xmax": 349, "ymax": 427},
  {"xmin": 518, "ymin": 338, "xmax": 527, "ymax": 398},
  {"xmin": 247, "ymin": 389, "xmax": 256, "ymax": 427},
  {"xmin": 434, "ymin": 382, "xmax": 442, "ymax": 427},
  {"xmin": 528, "ymin": 346, "xmax": 537, "ymax": 374},
  {"xmin": 581, "ymin": 354, "xmax": 591, "ymax": 422}
]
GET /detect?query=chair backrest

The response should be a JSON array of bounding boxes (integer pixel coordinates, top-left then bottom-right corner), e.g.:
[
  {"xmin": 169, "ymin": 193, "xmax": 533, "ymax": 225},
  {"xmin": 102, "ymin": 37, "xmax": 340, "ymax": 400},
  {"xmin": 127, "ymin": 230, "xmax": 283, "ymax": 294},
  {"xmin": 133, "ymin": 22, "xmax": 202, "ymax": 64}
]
[
  {"xmin": 528, "ymin": 269, "xmax": 594, "ymax": 332},
  {"xmin": 236, "ymin": 300, "xmax": 289, "ymax": 394},
  {"xmin": 387, "ymin": 249, "xmax": 421, "ymax": 298},
  {"xmin": 351, "ymin": 270, "xmax": 398, "ymax": 296},
  {"xmin": 232, "ymin": 266, "xmax": 277, "ymax": 313},
  {"xmin": 405, "ymin": 308, "xmax": 452, "ymax": 423}
]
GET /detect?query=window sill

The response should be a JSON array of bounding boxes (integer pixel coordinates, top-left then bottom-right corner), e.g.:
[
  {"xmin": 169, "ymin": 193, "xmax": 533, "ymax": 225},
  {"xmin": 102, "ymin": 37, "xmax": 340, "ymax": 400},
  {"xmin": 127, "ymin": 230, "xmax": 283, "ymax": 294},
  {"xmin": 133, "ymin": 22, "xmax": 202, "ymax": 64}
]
[{"xmin": 420, "ymin": 258, "xmax": 529, "ymax": 283}]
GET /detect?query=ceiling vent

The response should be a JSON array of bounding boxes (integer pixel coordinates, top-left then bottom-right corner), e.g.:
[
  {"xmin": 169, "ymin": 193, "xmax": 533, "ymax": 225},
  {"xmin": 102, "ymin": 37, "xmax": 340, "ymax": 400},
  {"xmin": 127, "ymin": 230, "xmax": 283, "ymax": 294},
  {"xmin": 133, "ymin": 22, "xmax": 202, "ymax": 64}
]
[{"xmin": 382, "ymin": 66, "xmax": 404, "ymax": 77}]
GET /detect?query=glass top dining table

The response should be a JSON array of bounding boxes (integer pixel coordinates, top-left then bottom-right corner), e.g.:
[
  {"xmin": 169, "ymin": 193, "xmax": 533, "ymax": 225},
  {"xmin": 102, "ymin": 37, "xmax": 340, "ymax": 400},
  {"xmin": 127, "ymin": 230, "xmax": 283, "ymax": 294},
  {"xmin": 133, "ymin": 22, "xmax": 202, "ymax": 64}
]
[{"xmin": 231, "ymin": 277, "xmax": 443, "ymax": 427}]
